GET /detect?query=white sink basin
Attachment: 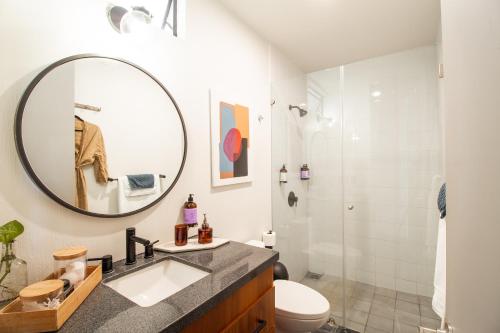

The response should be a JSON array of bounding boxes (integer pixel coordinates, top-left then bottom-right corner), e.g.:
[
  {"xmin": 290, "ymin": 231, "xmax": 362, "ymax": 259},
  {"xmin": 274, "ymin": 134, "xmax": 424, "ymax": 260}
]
[{"xmin": 104, "ymin": 259, "xmax": 209, "ymax": 307}]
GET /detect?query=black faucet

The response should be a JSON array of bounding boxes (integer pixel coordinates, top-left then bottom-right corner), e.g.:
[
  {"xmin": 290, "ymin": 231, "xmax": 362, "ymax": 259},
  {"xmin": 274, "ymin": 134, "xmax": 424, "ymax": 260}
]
[{"xmin": 126, "ymin": 227, "xmax": 158, "ymax": 265}]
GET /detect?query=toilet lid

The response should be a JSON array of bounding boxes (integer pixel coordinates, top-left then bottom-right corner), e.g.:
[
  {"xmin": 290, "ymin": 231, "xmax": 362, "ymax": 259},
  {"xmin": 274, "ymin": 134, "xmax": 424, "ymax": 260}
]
[{"xmin": 274, "ymin": 280, "xmax": 330, "ymax": 320}]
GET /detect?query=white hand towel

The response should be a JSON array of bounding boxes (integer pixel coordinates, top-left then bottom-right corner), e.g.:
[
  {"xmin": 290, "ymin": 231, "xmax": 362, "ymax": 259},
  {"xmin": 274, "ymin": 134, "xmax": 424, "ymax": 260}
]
[
  {"xmin": 432, "ymin": 218, "xmax": 446, "ymax": 319},
  {"xmin": 117, "ymin": 175, "xmax": 162, "ymax": 213},
  {"xmin": 123, "ymin": 175, "xmax": 159, "ymax": 197}
]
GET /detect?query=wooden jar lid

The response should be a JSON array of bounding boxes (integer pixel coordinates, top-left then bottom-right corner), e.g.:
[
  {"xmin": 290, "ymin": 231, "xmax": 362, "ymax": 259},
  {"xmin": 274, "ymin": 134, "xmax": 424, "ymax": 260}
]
[
  {"xmin": 19, "ymin": 280, "xmax": 64, "ymax": 302},
  {"xmin": 52, "ymin": 246, "xmax": 87, "ymax": 260}
]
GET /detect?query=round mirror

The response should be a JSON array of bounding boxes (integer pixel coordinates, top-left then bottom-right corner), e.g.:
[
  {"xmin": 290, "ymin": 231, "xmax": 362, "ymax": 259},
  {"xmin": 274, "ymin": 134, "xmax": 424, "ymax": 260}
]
[{"xmin": 15, "ymin": 54, "xmax": 187, "ymax": 217}]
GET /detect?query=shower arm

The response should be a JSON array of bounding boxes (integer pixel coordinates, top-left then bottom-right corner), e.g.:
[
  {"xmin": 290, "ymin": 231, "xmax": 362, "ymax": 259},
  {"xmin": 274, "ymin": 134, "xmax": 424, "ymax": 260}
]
[{"xmin": 289, "ymin": 104, "xmax": 308, "ymax": 117}]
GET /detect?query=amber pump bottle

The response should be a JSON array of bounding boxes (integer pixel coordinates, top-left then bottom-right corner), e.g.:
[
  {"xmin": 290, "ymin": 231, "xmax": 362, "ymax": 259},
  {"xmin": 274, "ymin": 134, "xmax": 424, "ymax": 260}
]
[
  {"xmin": 198, "ymin": 214, "xmax": 213, "ymax": 244},
  {"xmin": 183, "ymin": 194, "xmax": 198, "ymax": 226},
  {"xmin": 176, "ymin": 194, "xmax": 198, "ymax": 246}
]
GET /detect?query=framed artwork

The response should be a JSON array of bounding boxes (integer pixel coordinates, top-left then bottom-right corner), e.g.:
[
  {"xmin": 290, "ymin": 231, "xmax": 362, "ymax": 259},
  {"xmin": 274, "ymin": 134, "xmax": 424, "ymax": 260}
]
[{"xmin": 210, "ymin": 90, "xmax": 252, "ymax": 186}]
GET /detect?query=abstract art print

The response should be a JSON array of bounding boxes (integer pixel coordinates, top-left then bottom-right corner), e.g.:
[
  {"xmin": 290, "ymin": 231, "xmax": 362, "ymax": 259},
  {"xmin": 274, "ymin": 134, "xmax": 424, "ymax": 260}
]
[{"xmin": 210, "ymin": 91, "xmax": 252, "ymax": 186}]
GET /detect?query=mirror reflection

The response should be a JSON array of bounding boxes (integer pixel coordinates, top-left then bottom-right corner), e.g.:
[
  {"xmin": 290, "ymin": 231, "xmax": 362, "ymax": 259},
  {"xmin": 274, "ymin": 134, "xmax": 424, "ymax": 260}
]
[{"xmin": 18, "ymin": 56, "xmax": 186, "ymax": 216}]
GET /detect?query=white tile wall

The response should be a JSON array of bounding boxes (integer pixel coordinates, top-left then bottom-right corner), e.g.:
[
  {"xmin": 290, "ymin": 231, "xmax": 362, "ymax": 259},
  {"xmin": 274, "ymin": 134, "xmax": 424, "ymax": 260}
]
[
  {"xmin": 305, "ymin": 67, "xmax": 345, "ymax": 279},
  {"xmin": 270, "ymin": 52, "xmax": 309, "ymax": 281}
]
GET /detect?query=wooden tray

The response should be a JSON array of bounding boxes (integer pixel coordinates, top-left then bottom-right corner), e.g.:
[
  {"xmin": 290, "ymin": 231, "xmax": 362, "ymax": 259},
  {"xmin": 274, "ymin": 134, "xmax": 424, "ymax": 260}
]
[{"xmin": 0, "ymin": 265, "xmax": 102, "ymax": 333}]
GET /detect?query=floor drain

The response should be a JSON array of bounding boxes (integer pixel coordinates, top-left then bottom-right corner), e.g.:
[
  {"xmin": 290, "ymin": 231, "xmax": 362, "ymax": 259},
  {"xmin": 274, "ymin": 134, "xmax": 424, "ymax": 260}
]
[{"xmin": 306, "ymin": 271, "xmax": 324, "ymax": 279}]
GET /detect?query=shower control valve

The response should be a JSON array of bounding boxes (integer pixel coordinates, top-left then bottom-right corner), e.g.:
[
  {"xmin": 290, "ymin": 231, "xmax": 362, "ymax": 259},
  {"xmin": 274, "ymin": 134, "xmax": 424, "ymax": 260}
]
[{"xmin": 288, "ymin": 191, "xmax": 299, "ymax": 207}]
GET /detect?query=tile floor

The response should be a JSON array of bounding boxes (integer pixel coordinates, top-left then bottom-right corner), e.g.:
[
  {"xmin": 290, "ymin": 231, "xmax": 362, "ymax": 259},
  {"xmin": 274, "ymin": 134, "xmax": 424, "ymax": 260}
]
[{"xmin": 302, "ymin": 275, "xmax": 441, "ymax": 333}]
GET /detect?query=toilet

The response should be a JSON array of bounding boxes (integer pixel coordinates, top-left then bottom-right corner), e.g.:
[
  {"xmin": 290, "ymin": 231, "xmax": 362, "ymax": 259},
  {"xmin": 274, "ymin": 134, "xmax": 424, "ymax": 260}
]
[
  {"xmin": 274, "ymin": 279, "xmax": 330, "ymax": 332},
  {"xmin": 246, "ymin": 241, "xmax": 330, "ymax": 332}
]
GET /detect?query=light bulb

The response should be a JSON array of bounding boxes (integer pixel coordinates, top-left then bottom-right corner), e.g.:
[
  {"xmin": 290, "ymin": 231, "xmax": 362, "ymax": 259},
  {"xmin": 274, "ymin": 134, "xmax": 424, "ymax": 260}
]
[{"xmin": 120, "ymin": 9, "xmax": 152, "ymax": 34}]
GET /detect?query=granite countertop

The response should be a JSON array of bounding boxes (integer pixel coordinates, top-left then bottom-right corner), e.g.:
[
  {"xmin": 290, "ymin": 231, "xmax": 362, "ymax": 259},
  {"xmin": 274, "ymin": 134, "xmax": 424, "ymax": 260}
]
[{"xmin": 58, "ymin": 241, "xmax": 278, "ymax": 333}]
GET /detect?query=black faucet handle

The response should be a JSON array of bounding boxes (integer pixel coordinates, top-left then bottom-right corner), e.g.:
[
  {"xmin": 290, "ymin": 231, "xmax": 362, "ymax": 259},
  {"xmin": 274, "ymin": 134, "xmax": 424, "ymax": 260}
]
[
  {"xmin": 130, "ymin": 235, "xmax": 151, "ymax": 246},
  {"xmin": 88, "ymin": 254, "xmax": 113, "ymax": 274},
  {"xmin": 144, "ymin": 240, "xmax": 159, "ymax": 259}
]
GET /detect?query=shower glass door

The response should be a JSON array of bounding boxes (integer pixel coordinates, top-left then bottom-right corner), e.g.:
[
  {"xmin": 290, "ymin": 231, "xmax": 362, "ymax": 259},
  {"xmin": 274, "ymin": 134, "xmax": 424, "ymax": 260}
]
[
  {"xmin": 340, "ymin": 46, "xmax": 443, "ymax": 332},
  {"xmin": 272, "ymin": 46, "xmax": 443, "ymax": 333}
]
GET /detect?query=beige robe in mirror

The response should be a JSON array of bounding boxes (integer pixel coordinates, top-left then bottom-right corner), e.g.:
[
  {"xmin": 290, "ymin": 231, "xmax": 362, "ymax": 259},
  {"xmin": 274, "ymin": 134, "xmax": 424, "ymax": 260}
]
[{"xmin": 75, "ymin": 117, "xmax": 108, "ymax": 210}]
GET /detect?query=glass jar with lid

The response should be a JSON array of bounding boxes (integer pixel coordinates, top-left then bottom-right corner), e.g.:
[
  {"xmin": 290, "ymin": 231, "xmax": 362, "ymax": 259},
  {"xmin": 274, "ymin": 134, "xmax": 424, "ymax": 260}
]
[
  {"xmin": 19, "ymin": 279, "xmax": 64, "ymax": 311},
  {"xmin": 52, "ymin": 246, "xmax": 87, "ymax": 287}
]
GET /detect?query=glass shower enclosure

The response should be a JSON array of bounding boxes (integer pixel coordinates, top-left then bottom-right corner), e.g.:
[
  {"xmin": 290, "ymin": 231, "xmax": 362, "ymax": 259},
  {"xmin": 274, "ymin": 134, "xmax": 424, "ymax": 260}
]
[{"xmin": 271, "ymin": 46, "xmax": 443, "ymax": 333}]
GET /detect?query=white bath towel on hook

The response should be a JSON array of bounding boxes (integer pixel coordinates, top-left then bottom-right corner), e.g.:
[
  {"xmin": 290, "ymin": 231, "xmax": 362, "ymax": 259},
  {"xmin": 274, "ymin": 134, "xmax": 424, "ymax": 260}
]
[{"xmin": 432, "ymin": 217, "xmax": 446, "ymax": 319}]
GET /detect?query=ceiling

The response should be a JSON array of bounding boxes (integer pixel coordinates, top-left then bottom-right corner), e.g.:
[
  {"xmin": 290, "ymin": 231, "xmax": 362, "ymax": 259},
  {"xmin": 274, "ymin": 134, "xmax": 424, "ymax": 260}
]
[{"xmin": 218, "ymin": 0, "xmax": 441, "ymax": 72}]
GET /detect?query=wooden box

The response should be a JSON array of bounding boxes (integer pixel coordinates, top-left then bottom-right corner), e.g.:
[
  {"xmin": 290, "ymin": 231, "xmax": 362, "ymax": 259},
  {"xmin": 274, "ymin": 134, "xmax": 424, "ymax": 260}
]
[{"xmin": 0, "ymin": 265, "xmax": 102, "ymax": 333}]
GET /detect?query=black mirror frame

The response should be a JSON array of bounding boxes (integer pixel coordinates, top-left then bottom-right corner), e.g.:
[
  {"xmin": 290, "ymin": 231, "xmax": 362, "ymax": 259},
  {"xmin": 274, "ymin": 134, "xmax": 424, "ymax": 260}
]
[{"xmin": 14, "ymin": 54, "xmax": 188, "ymax": 218}]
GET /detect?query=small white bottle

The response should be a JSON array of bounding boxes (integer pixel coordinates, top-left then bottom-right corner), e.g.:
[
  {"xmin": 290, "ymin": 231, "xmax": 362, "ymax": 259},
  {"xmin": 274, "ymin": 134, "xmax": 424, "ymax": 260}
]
[{"xmin": 279, "ymin": 164, "xmax": 288, "ymax": 184}]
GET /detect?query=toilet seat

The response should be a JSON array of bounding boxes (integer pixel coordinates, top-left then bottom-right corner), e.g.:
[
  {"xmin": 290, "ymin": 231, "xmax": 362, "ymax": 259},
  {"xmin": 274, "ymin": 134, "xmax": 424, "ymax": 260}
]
[{"xmin": 274, "ymin": 280, "xmax": 330, "ymax": 320}]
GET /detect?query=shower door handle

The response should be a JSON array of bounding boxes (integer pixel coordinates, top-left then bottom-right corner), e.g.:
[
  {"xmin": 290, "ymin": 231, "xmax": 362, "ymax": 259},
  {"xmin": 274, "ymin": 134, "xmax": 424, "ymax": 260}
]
[{"xmin": 347, "ymin": 205, "xmax": 354, "ymax": 211}]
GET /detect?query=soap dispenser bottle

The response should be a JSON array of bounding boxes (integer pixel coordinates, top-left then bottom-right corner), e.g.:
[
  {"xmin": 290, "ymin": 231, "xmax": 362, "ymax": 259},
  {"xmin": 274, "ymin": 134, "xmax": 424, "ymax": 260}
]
[
  {"xmin": 198, "ymin": 214, "xmax": 213, "ymax": 244},
  {"xmin": 300, "ymin": 164, "xmax": 310, "ymax": 180},
  {"xmin": 183, "ymin": 194, "xmax": 198, "ymax": 226},
  {"xmin": 279, "ymin": 164, "xmax": 288, "ymax": 184}
]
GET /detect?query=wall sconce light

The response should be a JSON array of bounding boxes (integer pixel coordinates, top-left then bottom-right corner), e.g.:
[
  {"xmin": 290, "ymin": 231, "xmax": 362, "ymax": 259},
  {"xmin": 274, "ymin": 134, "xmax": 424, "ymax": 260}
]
[
  {"xmin": 107, "ymin": 0, "xmax": 178, "ymax": 36},
  {"xmin": 107, "ymin": 5, "xmax": 153, "ymax": 34}
]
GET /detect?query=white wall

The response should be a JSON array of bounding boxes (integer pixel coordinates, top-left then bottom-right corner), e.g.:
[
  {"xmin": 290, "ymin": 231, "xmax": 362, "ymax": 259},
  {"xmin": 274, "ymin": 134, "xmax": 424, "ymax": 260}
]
[
  {"xmin": 270, "ymin": 46, "xmax": 308, "ymax": 281},
  {"xmin": 0, "ymin": 0, "xmax": 302, "ymax": 282},
  {"xmin": 441, "ymin": 0, "xmax": 500, "ymax": 331}
]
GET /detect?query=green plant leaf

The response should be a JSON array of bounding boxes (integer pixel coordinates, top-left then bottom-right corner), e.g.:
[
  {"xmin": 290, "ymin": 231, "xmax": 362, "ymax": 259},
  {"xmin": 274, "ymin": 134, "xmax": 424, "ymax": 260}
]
[{"xmin": 0, "ymin": 220, "xmax": 24, "ymax": 244}]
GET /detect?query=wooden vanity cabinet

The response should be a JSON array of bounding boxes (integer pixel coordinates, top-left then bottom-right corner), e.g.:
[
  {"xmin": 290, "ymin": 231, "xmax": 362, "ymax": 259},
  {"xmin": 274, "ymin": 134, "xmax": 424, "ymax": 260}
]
[{"xmin": 182, "ymin": 266, "xmax": 275, "ymax": 333}]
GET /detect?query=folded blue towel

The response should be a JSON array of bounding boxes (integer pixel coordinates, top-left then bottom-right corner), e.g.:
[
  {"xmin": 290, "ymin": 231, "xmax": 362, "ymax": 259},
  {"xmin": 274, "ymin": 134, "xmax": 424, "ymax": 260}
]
[{"xmin": 127, "ymin": 174, "xmax": 155, "ymax": 189}]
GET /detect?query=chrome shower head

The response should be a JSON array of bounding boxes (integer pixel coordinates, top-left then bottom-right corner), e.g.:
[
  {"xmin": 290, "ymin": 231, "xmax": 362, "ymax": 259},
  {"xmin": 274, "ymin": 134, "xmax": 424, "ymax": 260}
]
[{"xmin": 289, "ymin": 104, "xmax": 308, "ymax": 117}]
